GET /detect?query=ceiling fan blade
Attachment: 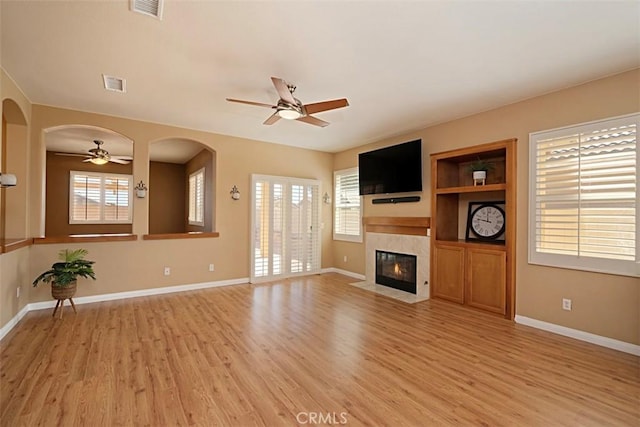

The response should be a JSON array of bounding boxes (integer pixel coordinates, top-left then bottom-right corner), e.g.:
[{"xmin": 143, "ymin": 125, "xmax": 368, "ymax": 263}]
[
  {"xmin": 55, "ymin": 152, "xmax": 91, "ymax": 158},
  {"xmin": 263, "ymin": 112, "xmax": 281, "ymax": 125},
  {"xmin": 109, "ymin": 158, "xmax": 131, "ymax": 165},
  {"xmin": 296, "ymin": 115, "xmax": 330, "ymax": 128},
  {"xmin": 226, "ymin": 98, "xmax": 275, "ymax": 109},
  {"xmin": 271, "ymin": 77, "xmax": 297, "ymax": 105},
  {"xmin": 111, "ymin": 155, "xmax": 133, "ymax": 160},
  {"xmin": 303, "ymin": 98, "xmax": 349, "ymax": 115}
]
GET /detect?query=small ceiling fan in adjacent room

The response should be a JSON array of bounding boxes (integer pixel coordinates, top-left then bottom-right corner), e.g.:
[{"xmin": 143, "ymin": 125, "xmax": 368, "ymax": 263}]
[
  {"xmin": 226, "ymin": 77, "xmax": 349, "ymax": 127},
  {"xmin": 55, "ymin": 140, "xmax": 132, "ymax": 165}
]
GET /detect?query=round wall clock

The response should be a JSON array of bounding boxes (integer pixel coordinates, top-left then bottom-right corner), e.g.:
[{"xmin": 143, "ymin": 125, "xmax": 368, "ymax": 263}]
[{"xmin": 466, "ymin": 202, "xmax": 506, "ymax": 241}]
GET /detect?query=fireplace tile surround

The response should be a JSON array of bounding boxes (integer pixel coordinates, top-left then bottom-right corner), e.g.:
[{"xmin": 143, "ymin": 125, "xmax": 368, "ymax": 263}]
[
  {"xmin": 365, "ymin": 232, "xmax": 430, "ymax": 298},
  {"xmin": 350, "ymin": 217, "xmax": 430, "ymax": 303}
]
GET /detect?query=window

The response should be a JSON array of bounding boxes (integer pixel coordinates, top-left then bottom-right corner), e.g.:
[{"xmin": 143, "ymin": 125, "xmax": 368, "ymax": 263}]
[
  {"xmin": 188, "ymin": 168, "xmax": 205, "ymax": 226},
  {"xmin": 69, "ymin": 171, "xmax": 132, "ymax": 224},
  {"xmin": 529, "ymin": 113, "xmax": 639, "ymax": 277},
  {"xmin": 333, "ymin": 167, "xmax": 362, "ymax": 242}
]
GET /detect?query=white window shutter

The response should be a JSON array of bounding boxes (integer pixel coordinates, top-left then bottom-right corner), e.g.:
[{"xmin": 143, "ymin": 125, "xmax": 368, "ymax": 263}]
[
  {"xmin": 334, "ymin": 168, "xmax": 362, "ymax": 242},
  {"xmin": 530, "ymin": 113, "xmax": 639, "ymax": 277},
  {"xmin": 70, "ymin": 171, "xmax": 132, "ymax": 224}
]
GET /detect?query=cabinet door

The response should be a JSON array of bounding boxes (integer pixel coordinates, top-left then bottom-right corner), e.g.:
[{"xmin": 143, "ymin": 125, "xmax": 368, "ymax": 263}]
[
  {"xmin": 432, "ymin": 244, "xmax": 465, "ymax": 303},
  {"xmin": 466, "ymin": 247, "xmax": 506, "ymax": 314}
]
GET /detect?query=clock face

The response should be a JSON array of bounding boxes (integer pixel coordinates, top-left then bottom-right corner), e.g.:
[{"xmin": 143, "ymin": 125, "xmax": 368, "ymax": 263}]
[{"xmin": 470, "ymin": 204, "xmax": 505, "ymax": 239}]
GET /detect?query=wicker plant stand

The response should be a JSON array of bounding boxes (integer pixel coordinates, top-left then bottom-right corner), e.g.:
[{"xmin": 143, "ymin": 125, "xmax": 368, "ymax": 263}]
[{"xmin": 51, "ymin": 281, "xmax": 77, "ymax": 319}]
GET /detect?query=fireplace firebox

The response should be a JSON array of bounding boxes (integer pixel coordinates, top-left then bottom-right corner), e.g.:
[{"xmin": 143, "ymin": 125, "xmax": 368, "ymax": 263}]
[{"xmin": 375, "ymin": 250, "xmax": 417, "ymax": 294}]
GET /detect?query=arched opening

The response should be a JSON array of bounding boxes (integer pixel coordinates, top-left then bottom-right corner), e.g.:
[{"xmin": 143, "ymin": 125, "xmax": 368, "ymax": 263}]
[
  {"xmin": 148, "ymin": 138, "xmax": 216, "ymax": 234},
  {"xmin": 1, "ymin": 99, "xmax": 29, "ymax": 247},
  {"xmin": 43, "ymin": 125, "xmax": 133, "ymax": 236}
]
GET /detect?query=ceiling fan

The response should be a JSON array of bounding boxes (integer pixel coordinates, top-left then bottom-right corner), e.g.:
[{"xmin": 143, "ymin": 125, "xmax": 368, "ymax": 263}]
[
  {"xmin": 55, "ymin": 140, "xmax": 132, "ymax": 165},
  {"xmin": 226, "ymin": 77, "xmax": 349, "ymax": 127}
]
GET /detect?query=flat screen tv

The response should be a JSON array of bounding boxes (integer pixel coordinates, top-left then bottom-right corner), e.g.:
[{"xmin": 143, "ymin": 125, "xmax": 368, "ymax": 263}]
[{"xmin": 358, "ymin": 139, "xmax": 422, "ymax": 195}]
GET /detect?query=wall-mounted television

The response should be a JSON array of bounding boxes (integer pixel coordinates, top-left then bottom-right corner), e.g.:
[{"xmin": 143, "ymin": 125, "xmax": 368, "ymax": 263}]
[{"xmin": 358, "ymin": 139, "xmax": 422, "ymax": 195}]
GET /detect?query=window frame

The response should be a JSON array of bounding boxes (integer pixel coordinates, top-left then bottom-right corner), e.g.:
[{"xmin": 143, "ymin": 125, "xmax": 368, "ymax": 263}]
[
  {"xmin": 528, "ymin": 112, "xmax": 639, "ymax": 278},
  {"xmin": 69, "ymin": 170, "xmax": 133, "ymax": 224},
  {"xmin": 188, "ymin": 167, "xmax": 205, "ymax": 226},
  {"xmin": 333, "ymin": 167, "xmax": 363, "ymax": 243}
]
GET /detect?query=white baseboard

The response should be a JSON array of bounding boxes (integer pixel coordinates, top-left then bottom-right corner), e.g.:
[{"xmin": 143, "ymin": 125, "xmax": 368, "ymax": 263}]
[
  {"xmin": 515, "ymin": 315, "xmax": 640, "ymax": 356},
  {"xmin": 28, "ymin": 277, "xmax": 250, "ymax": 311},
  {"xmin": 1, "ymin": 277, "xmax": 249, "ymax": 341},
  {"xmin": 321, "ymin": 267, "xmax": 365, "ymax": 281},
  {"xmin": 0, "ymin": 304, "xmax": 30, "ymax": 341}
]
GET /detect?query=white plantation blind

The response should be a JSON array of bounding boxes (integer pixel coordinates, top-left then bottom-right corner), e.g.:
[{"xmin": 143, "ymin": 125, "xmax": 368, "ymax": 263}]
[
  {"xmin": 70, "ymin": 171, "xmax": 132, "ymax": 224},
  {"xmin": 529, "ymin": 113, "xmax": 639, "ymax": 277},
  {"xmin": 188, "ymin": 168, "xmax": 205, "ymax": 225},
  {"xmin": 251, "ymin": 175, "xmax": 321, "ymax": 282},
  {"xmin": 333, "ymin": 168, "xmax": 362, "ymax": 242}
]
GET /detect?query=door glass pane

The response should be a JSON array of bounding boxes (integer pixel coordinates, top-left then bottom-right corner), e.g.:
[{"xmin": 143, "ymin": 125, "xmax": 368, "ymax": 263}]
[
  {"xmin": 253, "ymin": 180, "xmax": 269, "ymax": 278},
  {"xmin": 272, "ymin": 183, "xmax": 284, "ymax": 275},
  {"xmin": 290, "ymin": 184, "xmax": 304, "ymax": 273}
]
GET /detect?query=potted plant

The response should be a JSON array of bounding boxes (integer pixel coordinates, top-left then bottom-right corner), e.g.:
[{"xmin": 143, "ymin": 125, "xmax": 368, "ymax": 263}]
[
  {"xmin": 468, "ymin": 158, "xmax": 494, "ymax": 184},
  {"xmin": 32, "ymin": 249, "xmax": 96, "ymax": 302}
]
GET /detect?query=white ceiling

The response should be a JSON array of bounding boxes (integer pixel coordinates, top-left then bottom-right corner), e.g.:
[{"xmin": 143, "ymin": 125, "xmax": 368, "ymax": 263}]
[{"xmin": 2, "ymin": 1, "xmax": 639, "ymax": 153}]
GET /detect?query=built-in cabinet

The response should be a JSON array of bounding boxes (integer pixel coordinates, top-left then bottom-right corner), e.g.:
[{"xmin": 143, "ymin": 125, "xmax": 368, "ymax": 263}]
[{"xmin": 430, "ymin": 139, "xmax": 516, "ymax": 319}]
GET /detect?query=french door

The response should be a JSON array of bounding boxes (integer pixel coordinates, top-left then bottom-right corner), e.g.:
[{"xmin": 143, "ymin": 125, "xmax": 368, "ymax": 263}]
[{"xmin": 251, "ymin": 174, "xmax": 321, "ymax": 282}]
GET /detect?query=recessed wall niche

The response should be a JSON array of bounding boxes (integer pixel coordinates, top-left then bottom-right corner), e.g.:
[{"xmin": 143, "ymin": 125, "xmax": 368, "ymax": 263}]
[
  {"xmin": 148, "ymin": 138, "xmax": 216, "ymax": 234},
  {"xmin": 2, "ymin": 99, "xmax": 29, "ymax": 247},
  {"xmin": 43, "ymin": 125, "xmax": 133, "ymax": 237}
]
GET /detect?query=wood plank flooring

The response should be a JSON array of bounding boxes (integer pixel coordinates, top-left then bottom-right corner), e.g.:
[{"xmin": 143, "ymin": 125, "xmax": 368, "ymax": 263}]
[{"xmin": 1, "ymin": 273, "xmax": 638, "ymax": 426}]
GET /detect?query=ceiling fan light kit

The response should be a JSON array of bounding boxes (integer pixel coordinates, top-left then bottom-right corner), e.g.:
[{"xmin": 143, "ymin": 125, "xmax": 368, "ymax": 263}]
[
  {"xmin": 89, "ymin": 157, "xmax": 110, "ymax": 165},
  {"xmin": 55, "ymin": 140, "xmax": 132, "ymax": 165},
  {"xmin": 277, "ymin": 109, "xmax": 302, "ymax": 120},
  {"xmin": 227, "ymin": 77, "xmax": 349, "ymax": 127}
]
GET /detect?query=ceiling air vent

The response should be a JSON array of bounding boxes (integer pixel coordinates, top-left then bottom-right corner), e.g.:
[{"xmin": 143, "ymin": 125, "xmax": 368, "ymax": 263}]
[
  {"xmin": 130, "ymin": 0, "xmax": 163, "ymax": 19},
  {"xmin": 102, "ymin": 74, "xmax": 127, "ymax": 93}
]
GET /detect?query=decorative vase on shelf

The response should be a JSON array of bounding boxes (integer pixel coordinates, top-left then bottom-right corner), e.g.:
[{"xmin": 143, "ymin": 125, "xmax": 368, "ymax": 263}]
[
  {"xmin": 468, "ymin": 158, "xmax": 494, "ymax": 186},
  {"xmin": 472, "ymin": 170, "xmax": 487, "ymax": 186}
]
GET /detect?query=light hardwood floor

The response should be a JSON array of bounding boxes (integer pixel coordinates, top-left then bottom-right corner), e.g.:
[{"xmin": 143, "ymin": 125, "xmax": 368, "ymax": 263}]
[{"xmin": 1, "ymin": 273, "xmax": 638, "ymax": 426}]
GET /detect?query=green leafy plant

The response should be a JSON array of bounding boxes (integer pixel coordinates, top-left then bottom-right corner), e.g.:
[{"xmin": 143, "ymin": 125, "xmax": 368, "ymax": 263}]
[
  {"xmin": 32, "ymin": 249, "xmax": 96, "ymax": 288},
  {"xmin": 467, "ymin": 158, "xmax": 495, "ymax": 172}
]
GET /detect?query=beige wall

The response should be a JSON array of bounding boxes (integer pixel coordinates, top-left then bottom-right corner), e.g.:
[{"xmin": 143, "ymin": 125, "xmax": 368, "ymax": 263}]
[
  {"xmin": 0, "ymin": 246, "xmax": 30, "ymax": 328},
  {"xmin": 25, "ymin": 103, "xmax": 334, "ymax": 307},
  {"xmin": 333, "ymin": 69, "xmax": 640, "ymax": 345},
  {"xmin": 4, "ymin": 122, "xmax": 29, "ymax": 239},
  {"xmin": 45, "ymin": 151, "xmax": 133, "ymax": 236},
  {"xmin": 149, "ymin": 161, "xmax": 186, "ymax": 234}
]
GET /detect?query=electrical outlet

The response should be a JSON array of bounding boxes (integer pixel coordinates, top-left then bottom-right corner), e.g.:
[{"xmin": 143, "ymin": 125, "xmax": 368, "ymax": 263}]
[
  {"xmin": 164, "ymin": 267, "xmax": 171, "ymax": 276},
  {"xmin": 343, "ymin": 255, "xmax": 348, "ymax": 263},
  {"xmin": 16, "ymin": 287, "xmax": 20, "ymax": 299},
  {"xmin": 562, "ymin": 298, "xmax": 572, "ymax": 311},
  {"xmin": 209, "ymin": 263, "xmax": 215, "ymax": 272}
]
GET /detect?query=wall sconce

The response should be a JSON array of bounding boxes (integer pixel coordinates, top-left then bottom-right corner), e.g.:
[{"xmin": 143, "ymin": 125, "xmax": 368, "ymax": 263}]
[
  {"xmin": 0, "ymin": 173, "xmax": 17, "ymax": 188},
  {"xmin": 230, "ymin": 185, "xmax": 240, "ymax": 200},
  {"xmin": 134, "ymin": 180, "xmax": 148, "ymax": 198},
  {"xmin": 323, "ymin": 192, "xmax": 331, "ymax": 204}
]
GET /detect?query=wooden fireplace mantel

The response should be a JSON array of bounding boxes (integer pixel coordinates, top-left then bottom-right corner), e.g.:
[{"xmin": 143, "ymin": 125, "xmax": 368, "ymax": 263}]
[{"xmin": 363, "ymin": 217, "xmax": 431, "ymax": 236}]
